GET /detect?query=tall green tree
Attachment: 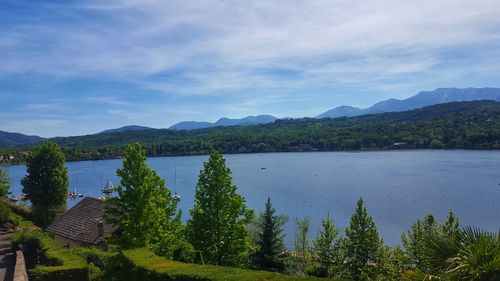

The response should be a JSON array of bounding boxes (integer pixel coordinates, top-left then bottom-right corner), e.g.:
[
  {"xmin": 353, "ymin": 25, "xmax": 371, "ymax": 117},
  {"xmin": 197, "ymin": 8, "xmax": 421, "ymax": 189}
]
[
  {"xmin": 344, "ymin": 198, "xmax": 382, "ymax": 281},
  {"xmin": 105, "ymin": 143, "xmax": 182, "ymax": 257},
  {"xmin": 294, "ymin": 217, "xmax": 311, "ymax": 274},
  {"xmin": 186, "ymin": 150, "xmax": 253, "ymax": 266},
  {"xmin": 251, "ymin": 197, "xmax": 288, "ymax": 272},
  {"xmin": 0, "ymin": 168, "xmax": 10, "ymax": 197},
  {"xmin": 401, "ymin": 214, "xmax": 440, "ymax": 272},
  {"xmin": 313, "ymin": 213, "xmax": 341, "ymax": 278},
  {"xmin": 22, "ymin": 142, "xmax": 68, "ymax": 228}
]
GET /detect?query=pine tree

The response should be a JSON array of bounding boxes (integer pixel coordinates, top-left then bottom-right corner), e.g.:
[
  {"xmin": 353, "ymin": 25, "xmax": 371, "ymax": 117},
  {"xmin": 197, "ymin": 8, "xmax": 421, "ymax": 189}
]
[
  {"xmin": 344, "ymin": 198, "xmax": 382, "ymax": 281},
  {"xmin": 313, "ymin": 212, "xmax": 341, "ymax": 278},
  {"xmin": 401, "ymin": 213, "xmax": 439, "ymax": 272},
  {"xmin": 440, "ymin": 210, "xmax": 460, "ymax": 238},
  {"xmin": 251, "ymin": 197, "xmax": 288, "ymax": 272},
  {"xmin": 22, "ymin": 142, "xmax": 68, "ymax": 228},
  {"xmin": 105, "ymin": 143, "xmax": 182, "ymax": 257},
  {"xmin": 187, "ymin": 150, "xmax": 253, "ymax": 266}
]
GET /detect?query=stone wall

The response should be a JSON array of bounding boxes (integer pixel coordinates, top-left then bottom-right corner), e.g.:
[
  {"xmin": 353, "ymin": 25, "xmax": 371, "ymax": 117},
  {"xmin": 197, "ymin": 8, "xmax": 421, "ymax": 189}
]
[{"xmin": 13, "ymin": 250, "xmax": 28, "ymax": 281}]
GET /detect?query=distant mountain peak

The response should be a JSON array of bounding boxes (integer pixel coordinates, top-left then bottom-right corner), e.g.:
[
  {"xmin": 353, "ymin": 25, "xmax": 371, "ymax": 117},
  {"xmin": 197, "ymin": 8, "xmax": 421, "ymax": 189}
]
[
  {"xmin": 98, "ymin": 125, "xmax": 153, "ymax": 134},
  {"xmin": 169, "ymin": 115, "xmax": 277, "ymax": 130},
  {"xmin": 316, "ymin": 87, "xmax": 500, "ymax": 119}
]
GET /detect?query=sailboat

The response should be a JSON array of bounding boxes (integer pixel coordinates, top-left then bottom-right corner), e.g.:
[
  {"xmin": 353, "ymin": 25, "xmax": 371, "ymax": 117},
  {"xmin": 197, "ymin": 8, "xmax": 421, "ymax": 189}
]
[
  {"xmin": 69, "ymin": 179, "xmax": 83, "ymax": 198},
  {"xmin": 172, "ymin": 166, "xmax": 181, "ymax": 201},
  {"xmin": 102, "ymin": 179, "xmax": 114, "ymax": 194}
]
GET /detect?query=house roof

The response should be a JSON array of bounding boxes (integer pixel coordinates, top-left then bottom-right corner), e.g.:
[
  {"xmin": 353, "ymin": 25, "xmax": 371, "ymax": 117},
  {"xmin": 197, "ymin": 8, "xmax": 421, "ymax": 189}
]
[{"xmin": 47, "ymin": 197, "xmax": 118, "ymax": 245}]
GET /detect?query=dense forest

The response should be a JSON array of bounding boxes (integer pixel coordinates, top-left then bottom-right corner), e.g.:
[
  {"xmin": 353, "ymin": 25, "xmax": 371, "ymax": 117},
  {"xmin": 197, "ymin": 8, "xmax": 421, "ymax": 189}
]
[{"xmin": 2, "ymin": 101, "xmax": 499, "ymax": 162}]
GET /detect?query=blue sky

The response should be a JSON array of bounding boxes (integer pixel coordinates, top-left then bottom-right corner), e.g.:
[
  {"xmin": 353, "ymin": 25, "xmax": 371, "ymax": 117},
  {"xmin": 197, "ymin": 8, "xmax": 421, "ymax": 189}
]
[{"xmin": 1, "ymin": 0, "xmax": 500, "ymax": 137}]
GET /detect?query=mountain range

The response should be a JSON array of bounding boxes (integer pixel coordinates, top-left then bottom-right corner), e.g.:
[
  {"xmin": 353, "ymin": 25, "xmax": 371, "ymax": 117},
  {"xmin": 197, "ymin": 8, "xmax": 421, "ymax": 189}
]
[
  {"xmin": 1, "ymin": 87, "xmax": 499, "ymax": 147},
  {"xmin": 316, "ymin": 87, "xmax": 500, "ymax": 118},
  {"xmin": 169, "ymin": 115, "xmax": 278, "ymax": 130}
]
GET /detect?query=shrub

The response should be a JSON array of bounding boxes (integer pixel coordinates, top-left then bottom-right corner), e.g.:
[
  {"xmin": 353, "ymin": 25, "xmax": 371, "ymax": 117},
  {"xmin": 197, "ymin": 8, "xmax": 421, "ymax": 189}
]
[
  {"xmin": 0, "ymin": 200, "xmax": 12, "ymax": 222},
  {"xmin": 122, "ymin": 248, "xmax": 330, "ymax": 281},
  {"xmin": 11, "ymin": 231, "xmax": 89, "ymax": 281}
]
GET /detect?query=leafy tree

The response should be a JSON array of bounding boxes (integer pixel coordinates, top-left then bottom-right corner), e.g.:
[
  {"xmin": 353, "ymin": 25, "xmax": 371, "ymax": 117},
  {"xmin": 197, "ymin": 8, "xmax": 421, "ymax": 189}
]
[
  {"xmin": 344, "ymin": 197, "xmax": 382, "ymax": 281},
  {"xmin": 186, "ymin": 150, "xmax": 253, "ymax": 266},
  {"xmin": 404, "ymin": 227, "xmax": 500, "ymax": 281},
  {"xmin": 251, "ymin": 197, "xmax": 288, "ymax": 272},
  {"xmin": 401, "ymin": 214, "xmax": 439, "ymax": 271},
  {"xmin": 0, "ymin": 167, "xmax": 10, "ymax": 197},
  {"xmin": 294, "ymin": 217, "xmax": 311, "ymax": 274},
  {"xmin": 22, "ymin": 142, "xmax": 68, "ymax": 228},
  {"xmin": 105, "ymin": 143, "xmax": 182, "ymax": 257},
  {"xmin": 312, "ymin": 213, "xmax": 341, "ymax": 278}
]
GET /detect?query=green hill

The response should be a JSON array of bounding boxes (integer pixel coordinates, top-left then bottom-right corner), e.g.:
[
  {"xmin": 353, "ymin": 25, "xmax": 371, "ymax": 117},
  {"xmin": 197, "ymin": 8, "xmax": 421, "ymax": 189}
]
[{"xmin": 48, "ymin": 100, "xmax": 499, "ymax": 161}]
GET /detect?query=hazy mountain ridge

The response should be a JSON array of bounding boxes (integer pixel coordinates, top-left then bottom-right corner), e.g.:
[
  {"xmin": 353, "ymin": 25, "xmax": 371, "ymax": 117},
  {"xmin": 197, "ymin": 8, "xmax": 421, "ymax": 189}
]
[
  {"xmin": 169, "ymin": 115, "xmax": 277, "ymax": 130},
  {"xmin": 317, "ymin": 87, "xmax": 500, "ymax": 118},
  {"xmin": 0, "ymin": 130, "xmax": 46, "ymax": 147},
  {"xmin": 98, "ymin": 125, "xmax": 153, "ymax": 134}
]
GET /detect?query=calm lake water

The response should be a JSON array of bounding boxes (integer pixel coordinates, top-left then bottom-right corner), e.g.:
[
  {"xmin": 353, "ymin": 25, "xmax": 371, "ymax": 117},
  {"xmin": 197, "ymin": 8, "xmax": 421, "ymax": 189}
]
[{"xmin": 6, "ymin": 150, "xmax": 500, "ymax": 246}]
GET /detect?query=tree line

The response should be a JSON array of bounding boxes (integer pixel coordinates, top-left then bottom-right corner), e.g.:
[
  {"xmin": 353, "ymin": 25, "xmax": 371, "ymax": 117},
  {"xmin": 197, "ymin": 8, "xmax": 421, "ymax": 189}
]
[
  {"xmin": 4, "ymin": 141, "xmax": 499, "ymax": 281},
  {"xmin": 46, "ymin": 101, "xmax": 499, "ymax": 161}
]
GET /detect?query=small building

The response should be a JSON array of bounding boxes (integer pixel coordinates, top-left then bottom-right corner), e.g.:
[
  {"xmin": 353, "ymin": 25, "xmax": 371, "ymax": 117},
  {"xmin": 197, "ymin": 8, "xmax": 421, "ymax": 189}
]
[{"xmin": 47, "ymin": 197, "xmax": 118, "ymax": 249}]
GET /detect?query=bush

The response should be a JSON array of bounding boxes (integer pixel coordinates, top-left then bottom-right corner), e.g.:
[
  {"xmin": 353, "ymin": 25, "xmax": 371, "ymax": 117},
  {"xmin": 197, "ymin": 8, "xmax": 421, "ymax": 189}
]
[
  {"xmin": 72, "ymin": 247, "xmax": 121, "ymax": 281},
  {"xmin": 11, "ymin": 231, "xmax": 89, "ymax": 281},
  {"xmin": 0, "ymin": 200, "xmax": 12, "ymax": 222},
  {"xmin": 122, "ymin": 248, "xmax": 330, "ymax": 281},
  {"xmin": 8, "ymin": 201, "xmax": 33, "ymax": 221}
]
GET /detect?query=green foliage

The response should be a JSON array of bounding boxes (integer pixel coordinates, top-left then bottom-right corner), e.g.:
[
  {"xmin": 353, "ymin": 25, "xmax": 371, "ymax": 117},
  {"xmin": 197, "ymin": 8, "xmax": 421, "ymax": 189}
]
[
  {"xmin": 48, "ymin": 101, "xmax": 500, "ymax": 160},
  {"xmin": 404, "ymin": 227, "xmax": 500, "ymax": 281},
  {"xmin": 344, "ymin": 198, "xmax": 382, "ymax": 281},
  {"xmin": 251, "ymin": 197, "xmax": 289, "ymax": 272},
  {"xmin": 293, "ymin": 217, "xmax": 312, "ymax": 274},
  {"xmin": 375, "ymin": 245, "xmax": 404, "ymax": 281},
  {"xmin": 312, "ymin": 213, "xmax": 341, "ymax": 278},
  {"xmin": 121, "ymin": 248, "xmax": 330, "ymax": 281},
  {"xmin": 0, "ymin": 199, "xmax": 12, "ymax": 222},
  {"xmin": 11, "ymin": 231, "xmax": 89, "ymax": 281},
  {"xmin": 72, "ymin": 247, "xmax": 121, "ymax": 281},
  {"xmin": 21, "ymin": 141, "xmax": 68, "ymax": 228},
  {"xmin": 105, "ymin": 143, "xmax": 182, "ymax": 258},
  {"xmin": 0, "ymin": 167, "xmax": 10, "ymax": 197},
  {"xmin": 401, "ymin": 214, "xmax": 440, "ymax": 272},
  {"xmin": 187, "ymin": 150, "xmax": 254, "ymax": 266},
  {"xmin": 441, "ymin": 210, "xmax": 460, "ymax": 239}
]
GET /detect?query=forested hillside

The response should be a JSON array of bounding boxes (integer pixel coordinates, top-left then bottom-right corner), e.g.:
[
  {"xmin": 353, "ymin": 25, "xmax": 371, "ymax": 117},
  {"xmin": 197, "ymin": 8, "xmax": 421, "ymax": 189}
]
[{"xmin": 48, "ymin": 101, "xmax": 499, "ymax": 161}]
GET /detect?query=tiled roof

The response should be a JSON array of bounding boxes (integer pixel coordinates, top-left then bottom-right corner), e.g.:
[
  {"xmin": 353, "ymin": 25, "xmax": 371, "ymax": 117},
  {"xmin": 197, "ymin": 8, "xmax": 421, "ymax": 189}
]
[{"xmin": 47, "ymin": 197, "xmax": 118, "ymax": 245}]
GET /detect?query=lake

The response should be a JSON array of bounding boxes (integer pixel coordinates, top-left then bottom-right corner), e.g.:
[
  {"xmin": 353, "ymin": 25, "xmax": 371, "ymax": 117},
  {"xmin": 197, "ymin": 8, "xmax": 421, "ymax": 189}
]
[{"xmin": 6, "ymin": 150, "xmax": 500, "ymax": 246}]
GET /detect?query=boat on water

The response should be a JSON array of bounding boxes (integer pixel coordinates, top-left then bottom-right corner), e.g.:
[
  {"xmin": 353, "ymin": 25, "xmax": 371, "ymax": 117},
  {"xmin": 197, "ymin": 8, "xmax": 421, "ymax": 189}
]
[
  {"xmin": 172, "ymin": 166, "xmax": 181, "ymax": 201},
  {"xmin": 102, "ymin": 179, "xmax": 114, "ymax": 194}
]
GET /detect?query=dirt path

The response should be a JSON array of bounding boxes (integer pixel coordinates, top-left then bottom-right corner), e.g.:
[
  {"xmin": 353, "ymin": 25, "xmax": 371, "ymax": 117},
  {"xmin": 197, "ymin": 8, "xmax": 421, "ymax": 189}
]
[{"xmin": 0, "ymin": 232, "xmax": 15, "ymax": 281}]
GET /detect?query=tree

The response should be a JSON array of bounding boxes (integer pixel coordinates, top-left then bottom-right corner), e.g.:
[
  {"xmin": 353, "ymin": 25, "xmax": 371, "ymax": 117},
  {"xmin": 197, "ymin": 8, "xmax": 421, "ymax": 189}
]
[
  {"xmin": 105, "ymin": 143, "xmax": 182, "ymax": 257},
  {"xmin": 375, "ymin": 245, "xmax": 404, "ymax": 281},
  {"xmin": 401, "ymin": 214, "xmax": 439, "ymax": 272},
  {"xmin": 22, "ymin": 142, "xmax": 68, "ymax": 228},
  {"xmin": 440, "ymin": 210, "xmax": 460, "ymax": 239},
  {"xmin": 0, "ymin": 168, "xmax": 10, "ymax": 198},
  {"xmin": 294, "ymin": 217, "xmax": 311, "ymax": 274},
  {"xmin": 344, "ymin": 197, "xmax": 382, "ymax": 281},
  {"xmin": 313, "ymin": 213, "xmax": 341, "ymax": 278},
  {"xmin": 251, "ymin": 197, "xmax": 288, "ymax": 272},
  {"xmin": 186, "ymin": 150, "xmax": 253, "ymax": 266}
]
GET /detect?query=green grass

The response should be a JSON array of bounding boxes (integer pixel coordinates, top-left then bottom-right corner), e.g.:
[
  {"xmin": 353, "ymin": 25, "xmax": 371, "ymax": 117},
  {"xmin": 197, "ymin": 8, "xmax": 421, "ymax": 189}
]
[{"xmin": 123, "ymin": 248, "xmax": 330, "ymax": 281}]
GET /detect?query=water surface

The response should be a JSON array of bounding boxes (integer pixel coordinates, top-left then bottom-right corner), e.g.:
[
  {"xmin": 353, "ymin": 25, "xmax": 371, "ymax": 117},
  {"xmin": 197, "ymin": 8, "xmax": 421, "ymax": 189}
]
[{"xmin": 7, "ymin": 150, "xmax": 500, "ymax": 246}]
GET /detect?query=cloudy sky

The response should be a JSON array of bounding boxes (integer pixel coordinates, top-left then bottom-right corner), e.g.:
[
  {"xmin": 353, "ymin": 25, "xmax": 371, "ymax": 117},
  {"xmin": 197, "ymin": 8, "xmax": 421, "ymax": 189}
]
[{"xmin": 1, "ymin": 0, "xmax": 500, "ymax": 137}]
